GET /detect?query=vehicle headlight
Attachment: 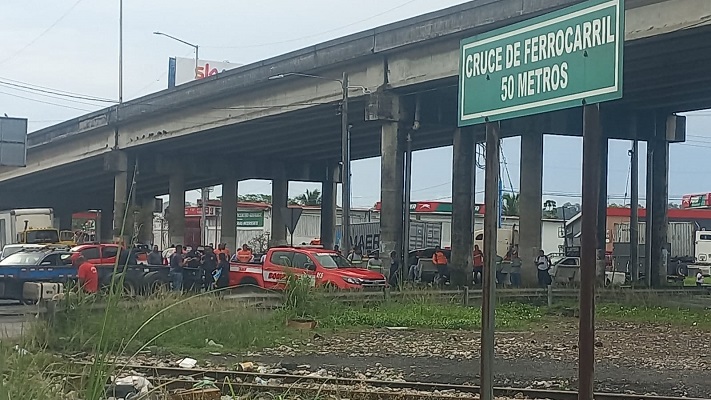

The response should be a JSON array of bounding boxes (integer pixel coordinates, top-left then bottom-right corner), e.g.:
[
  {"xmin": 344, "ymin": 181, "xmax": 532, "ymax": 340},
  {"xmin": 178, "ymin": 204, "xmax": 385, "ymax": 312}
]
[{"xmin": 343, "ymin": 277, "xmax": 362, "ymax": 284}]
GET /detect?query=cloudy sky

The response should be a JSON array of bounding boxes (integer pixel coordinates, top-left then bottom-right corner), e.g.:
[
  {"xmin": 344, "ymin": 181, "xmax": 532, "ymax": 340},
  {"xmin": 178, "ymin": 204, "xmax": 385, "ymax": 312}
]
[{"xmin": 1, "ymin": 0, "xmax": 710, "ymax": 208}]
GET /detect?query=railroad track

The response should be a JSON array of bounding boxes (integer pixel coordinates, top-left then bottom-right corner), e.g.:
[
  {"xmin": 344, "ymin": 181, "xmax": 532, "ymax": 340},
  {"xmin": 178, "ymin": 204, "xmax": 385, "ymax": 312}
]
[{"xmin": 58, "ymin": 362, "xmax": 706, "ymax": 400}]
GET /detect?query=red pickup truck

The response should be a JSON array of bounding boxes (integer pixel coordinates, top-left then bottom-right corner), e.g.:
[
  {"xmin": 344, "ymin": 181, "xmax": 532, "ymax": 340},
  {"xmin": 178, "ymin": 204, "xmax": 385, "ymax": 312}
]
[
  {"xmin": 229, "ymin": 246, "xmax": 386, "ymax": 290},
  {"xmin": 70, "ymin": 244, "xmax": 148, "ymax": 265}
]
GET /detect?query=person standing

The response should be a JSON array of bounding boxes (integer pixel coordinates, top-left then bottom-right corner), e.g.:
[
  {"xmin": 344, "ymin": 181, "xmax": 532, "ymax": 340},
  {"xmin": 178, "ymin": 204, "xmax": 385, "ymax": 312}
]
[
  {"xmin": 202, "ymin": 246, "xmax": 218, "ymax": 291},
  {"xmin": 170, "ymin": 245, "xmax": 186, "ymax": 292},
  {"xmin": 347, "ymin": 245, "xmax": 363, "ymax": 265},
  {"xmin": 214, "ymin": 252, "xmax": 231, "ymax": 292},
  {"xmin": 388, "ymin": 250, "xmax": 400, "ymax": 289},
  {"xmin": 366, "ymin": 251, "xmax": 383, "ymax": 273},
  {"xmin": 473, "ymin": 245, "xmax": 484, "ymax": 285},
  {"xmin": 77, "ymin": 255, "xmax": 99, "ymax": 294},
  {"xmin": 147, "ymin": 245, "xmax": 162, "ymax": 265},
  {"xmin": 432, "ymin": 246, "xmax": 449, "ymax": 285},
  {"xmin": 535, "ymin": 250, "xmax": 551, "ymax": 288},
  {"xmin": 696, "ymin": 270, "xmax": 705, "ymax": 287},
  {"xmin": 236, "ymin": 244, "xmax": 253, "ymax": 262}
]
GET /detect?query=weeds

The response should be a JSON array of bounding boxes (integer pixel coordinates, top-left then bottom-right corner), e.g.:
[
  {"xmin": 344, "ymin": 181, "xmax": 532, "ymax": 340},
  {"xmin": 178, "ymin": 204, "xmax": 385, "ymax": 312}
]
[
  {"xmin": 0, "ymin": 343, "xmax": 65, "ymax": 400},
  {"xmin": 597, "ymin": 304, "xmax": 711, "ymax": 329}
]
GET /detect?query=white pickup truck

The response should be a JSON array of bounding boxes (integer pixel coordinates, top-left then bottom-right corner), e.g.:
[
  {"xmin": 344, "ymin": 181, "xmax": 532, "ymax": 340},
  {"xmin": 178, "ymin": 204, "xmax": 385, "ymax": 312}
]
[{"xmin": 549, "ymin": 255, "xmax": 626, "ymax": 286}]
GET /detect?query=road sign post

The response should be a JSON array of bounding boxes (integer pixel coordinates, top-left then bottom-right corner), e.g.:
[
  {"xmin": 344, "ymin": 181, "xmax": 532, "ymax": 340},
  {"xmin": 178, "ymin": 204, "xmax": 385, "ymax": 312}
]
[
  {"xmin": 457, "ymin": 1, "xmax": 624, "ymax": 400},
  {"xmin": 281, "ymin": 207, "xmax": 303, "ymax": 247}
]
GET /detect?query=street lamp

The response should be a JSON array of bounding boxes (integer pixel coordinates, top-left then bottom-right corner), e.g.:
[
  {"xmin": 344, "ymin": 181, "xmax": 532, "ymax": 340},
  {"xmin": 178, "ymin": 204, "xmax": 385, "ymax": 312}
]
[
  {"xmin": 155, "ymin": 31, "xmax": 210, "ymax": 244},
  {"xmin": 268, "ymin": 72, "xmax": 369, "ymax": 253},
  {"xmin": 153, "ymin": 31, "xmax": 199, "ymax": 79}
]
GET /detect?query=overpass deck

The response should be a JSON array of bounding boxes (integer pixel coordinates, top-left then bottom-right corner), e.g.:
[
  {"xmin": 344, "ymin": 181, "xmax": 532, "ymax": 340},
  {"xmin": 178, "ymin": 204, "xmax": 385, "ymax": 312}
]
[{"xmin": 0, "ymin": 0, "xmax": 710, "ymax": 201}]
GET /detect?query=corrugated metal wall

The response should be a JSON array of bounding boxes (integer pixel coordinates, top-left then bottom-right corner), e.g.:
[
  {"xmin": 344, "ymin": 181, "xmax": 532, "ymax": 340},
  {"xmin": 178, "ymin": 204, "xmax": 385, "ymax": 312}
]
[{"xmin": 614, "ymin": 222, "xmax": 696, "ymax": 258}]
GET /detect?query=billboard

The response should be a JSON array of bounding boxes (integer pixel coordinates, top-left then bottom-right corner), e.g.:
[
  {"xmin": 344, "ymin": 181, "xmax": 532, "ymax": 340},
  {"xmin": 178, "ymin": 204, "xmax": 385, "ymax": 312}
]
[
  {"xmin": 0, "ymin": 117, "xmax": 28, "ymax": 167},
  {"xmin": 168, "ymin": 57, "xmax": 242, "ymax": 87}
]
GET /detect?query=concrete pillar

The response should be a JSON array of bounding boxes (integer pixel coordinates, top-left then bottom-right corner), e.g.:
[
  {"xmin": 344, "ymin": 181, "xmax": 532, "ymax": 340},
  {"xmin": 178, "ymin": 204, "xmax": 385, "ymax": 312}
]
[
  {"xmin": 138, "ymin": 197, "xmax": 155, "ymax": 245},
  {"xmin": 271, "ymin": 164, "xmax": 288, "ymax": 246},
  {"xmin": 221, "ymin": 174, "xmax": 238, "ymax": 253},
  {"xmin": 380, "ymin": 120, "xmax": 405, "ymax": 268},
  {"xmin": 598, "ymin": 136, "xmax": 609, "ymax": 253},
  {"xmin": 519, "ymin": 132, "xmax": 544, "ymax": 287},
  {"xmin": 168, "ymin": 169, "xmax": 185, "ymax": 246},
  {"xmin": 649, "ymin": 115, "xmax": 670, "ymax": 287},
  {"xmin": 55, "ymin": 207, "xmax": 74, "ymax": 231},
  {"xmin": 104, "ymin": 151, "xmax": 128, "ymax": 242},
  {"xmin": 320, "ymin": 167, "xmax": 337, "ymax": 250},
  {"xmin": 99, "ymin": 204, "xmax": 113, "ymax": 243},
  {"xmin": 450, "ymin": 127, "xmax": 475, "ymax": 287}
]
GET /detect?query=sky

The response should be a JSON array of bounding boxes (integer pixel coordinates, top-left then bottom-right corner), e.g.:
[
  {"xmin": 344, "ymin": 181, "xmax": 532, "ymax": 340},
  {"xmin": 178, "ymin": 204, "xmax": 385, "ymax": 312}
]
[{"xmin": 1, "ymin": 0, "xmax": 710, "ymax": 209}]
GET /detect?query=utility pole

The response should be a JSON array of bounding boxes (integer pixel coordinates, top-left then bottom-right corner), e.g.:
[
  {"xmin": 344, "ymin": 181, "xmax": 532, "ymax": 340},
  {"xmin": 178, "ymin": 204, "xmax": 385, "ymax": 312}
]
[
  {"xmin": 118, "ymin": 0, "xmax": 123, "ymax": 104},
  {"xmin": 341, "ymin": 72, "xmax": 351, "ymax": 254}
]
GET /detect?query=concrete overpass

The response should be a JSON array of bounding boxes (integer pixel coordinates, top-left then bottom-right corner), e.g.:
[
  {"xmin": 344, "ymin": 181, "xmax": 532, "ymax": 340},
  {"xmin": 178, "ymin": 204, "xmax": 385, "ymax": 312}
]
[{"xmin": 1, "ymin": 0, "xmax": 709, "ymax": 285}]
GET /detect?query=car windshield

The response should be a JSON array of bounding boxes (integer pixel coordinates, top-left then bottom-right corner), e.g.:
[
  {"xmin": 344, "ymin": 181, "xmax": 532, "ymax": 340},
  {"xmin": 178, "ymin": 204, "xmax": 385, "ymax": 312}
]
[
  {"xmin": 1, "ymin": 246, "xmax": 26, "ymax": 259},
  {"xmin": 314, "ymin": 253, "xmax": 351, "ymax": 269},
  {"xmin": 0, "ymin": 252, "xmax": 43, "ymax": 266}
]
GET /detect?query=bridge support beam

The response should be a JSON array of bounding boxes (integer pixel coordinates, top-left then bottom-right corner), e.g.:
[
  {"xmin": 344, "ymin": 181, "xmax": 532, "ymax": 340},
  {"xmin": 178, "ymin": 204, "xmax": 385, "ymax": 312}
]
[
  {"xmin": 221, "ymin": 173, "xmax": 238, "ymax": 253},
  {"xmin": 271, "ymin": 163, "xmax": 288, "ymax": 246},
  {"xmin": 648, "ymin": 114, "xmax": 671, "ymax": 287},
  {"xmin": 168, "ymin": 169, "xmax": 186, "ymax": 247},
  {"xmin": 104, "ymin": 151, "xmax": 129, "ymax": 243},
  {"xmin": 380, "ymin": 120, "xmax": 405, "ymax": 275},
  {"xmin": 519, "ymin": 132, "xmax": 544, "ymax": 287},
  {"xmin": 320, "ymin": 165, "xmax": 338, "ymax": 250},
  {"xmin": 138, "ymin": 197, "xmax": 156, "ymax": 245},
  {"xmin": 450, "ymin": 127, "xmax": 476, "ymax": 287}
]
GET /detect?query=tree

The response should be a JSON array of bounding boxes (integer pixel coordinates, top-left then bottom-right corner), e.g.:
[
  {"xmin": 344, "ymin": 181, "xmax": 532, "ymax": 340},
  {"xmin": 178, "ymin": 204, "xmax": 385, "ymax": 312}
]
[
  {"xmin": 248, "ymin": 233, "xmax": 270, "ymax": 253},
  {"xmin": 502, "ymin": 193, "xmax": 519, "ymax": 216},
  {"xmin": 292, "ymin": 189, "xmax": 322, "ymax": 206},
  {"xmin": 543, "ymin": 199, "xmax": 558, "ymax": 219},
  {"xmin": 238, "ymin": 194, "xmax": 272, "ymax": 204}
]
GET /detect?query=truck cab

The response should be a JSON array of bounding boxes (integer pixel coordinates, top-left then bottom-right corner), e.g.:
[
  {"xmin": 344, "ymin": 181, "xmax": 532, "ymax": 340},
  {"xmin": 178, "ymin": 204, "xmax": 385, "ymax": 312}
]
[
  {"xmin": 230, "ymin": 246, "xmax": 387, "ymax": 290},
  {"xmin": 70, "ymin": 244, "xmax": 148, "ymax": 265},
  {"xmin": 550, "ymin": 256, "xmax": 626, "ymax": 286}
]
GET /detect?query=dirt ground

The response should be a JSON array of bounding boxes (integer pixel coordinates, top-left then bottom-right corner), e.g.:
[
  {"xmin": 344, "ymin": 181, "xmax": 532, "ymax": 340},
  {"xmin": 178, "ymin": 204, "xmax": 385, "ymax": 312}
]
[{"xmin": 230, "ymin": 320, "xmax": 711, "ymax": 398}]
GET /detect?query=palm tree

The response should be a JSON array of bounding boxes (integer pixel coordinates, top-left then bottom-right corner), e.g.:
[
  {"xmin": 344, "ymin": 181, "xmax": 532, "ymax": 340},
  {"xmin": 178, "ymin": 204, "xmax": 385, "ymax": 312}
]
[
  {"xmin": 293, "ymin": 189, "xmax": 322, "ymax": 206},
  {"xmin": 502, "ymin": 193, "xmax": 519, "ymax": 216}
]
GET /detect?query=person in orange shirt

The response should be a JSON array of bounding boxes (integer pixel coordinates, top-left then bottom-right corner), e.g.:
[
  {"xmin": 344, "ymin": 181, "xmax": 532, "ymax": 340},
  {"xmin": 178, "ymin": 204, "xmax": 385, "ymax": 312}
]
[
  {"xmin": 432, "ymin": 246, "xmax": 449, "ymax": 285},
  {"xmin": 76, "ymin": 255, "xmax": 99, "ymax": 294},
  {"xmin": 236, "ymin": 244, "xmax": 253, "ymax": 262}
]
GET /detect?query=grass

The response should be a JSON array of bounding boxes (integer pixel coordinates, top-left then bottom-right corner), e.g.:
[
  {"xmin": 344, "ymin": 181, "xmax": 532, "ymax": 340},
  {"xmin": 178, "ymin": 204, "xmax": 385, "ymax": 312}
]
[
  {"xmin": 596, "ymin": 303, "xmax": 711, "ymax": 329},
  {"xmin": 683, "ymin": 275, "xmax": 711, "ymax": 286},
  {"xmin": 0, "ymin": 342, "xmax": 67, "ymax": 400}
]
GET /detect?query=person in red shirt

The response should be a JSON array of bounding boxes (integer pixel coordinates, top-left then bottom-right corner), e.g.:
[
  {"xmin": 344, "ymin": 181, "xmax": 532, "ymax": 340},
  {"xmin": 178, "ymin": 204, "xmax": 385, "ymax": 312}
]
[
  {"xmin": 473, "ymin": 245, "xmax": 484, "ymax": 285},
  {"xmin": 77, "ymin": 255, "xmax": 99, "ymax": 293}
]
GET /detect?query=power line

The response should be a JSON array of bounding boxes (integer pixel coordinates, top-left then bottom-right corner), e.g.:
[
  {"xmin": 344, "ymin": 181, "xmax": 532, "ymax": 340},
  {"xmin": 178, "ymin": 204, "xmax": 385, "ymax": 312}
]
[
  {"xmin": 0, "ymin": 79, "xmax": 115, "ymax": 103},
  {"xmin": 0, "ymin": 90, "xmax": 92, "ymax": 112},
  {"xmin": 0, "ymin": 0, "xmax": 85, "ymax": 66},
  {"xmin": 204, "ymin": 0, "xmax": 421, "ymax": 49}
]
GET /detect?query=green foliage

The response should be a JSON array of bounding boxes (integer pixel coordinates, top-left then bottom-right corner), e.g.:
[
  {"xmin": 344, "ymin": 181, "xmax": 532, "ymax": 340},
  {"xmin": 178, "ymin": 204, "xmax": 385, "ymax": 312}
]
[
  {"xmin": 315, "ymin": 300, "xmax": 541, "ymax": 330},
  {"xmin": 502, "ymin": 192, "xmax": 519, "ymax": 216},
  {"xmin": 597, "ymin": 304, "xmax": 711, "ymax": 329},
  {"xmin": 0, "ymin": 342, "xmax": 66, "ymax": 400},
  {"xmin": 238, "ymin": 194, "xmax": 272, "ymax": 204},
  {"xmin": 283, "ymin": 273, "xmax": 316, "ymax": 318},
  {"xmin": 291, "ymin": 189, "xmax": 322, "ymax": 206}
]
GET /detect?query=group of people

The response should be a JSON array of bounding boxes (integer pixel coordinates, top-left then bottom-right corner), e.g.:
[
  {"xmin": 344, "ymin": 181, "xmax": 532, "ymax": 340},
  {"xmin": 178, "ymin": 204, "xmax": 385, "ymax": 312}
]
[{"xmin": 168, "ymin": 244, "xmax": 231, "ymax": 292}]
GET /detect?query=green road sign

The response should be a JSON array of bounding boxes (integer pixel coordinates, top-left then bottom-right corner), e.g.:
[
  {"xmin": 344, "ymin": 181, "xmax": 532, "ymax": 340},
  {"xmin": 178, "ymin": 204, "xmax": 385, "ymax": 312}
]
[
  {"xmin": 458, "ymin": 0, "xmax": 624, "ymax": 126},
  {"xmin": 237, "ymin": 211, "xmax": 265, "ymax": 227}
]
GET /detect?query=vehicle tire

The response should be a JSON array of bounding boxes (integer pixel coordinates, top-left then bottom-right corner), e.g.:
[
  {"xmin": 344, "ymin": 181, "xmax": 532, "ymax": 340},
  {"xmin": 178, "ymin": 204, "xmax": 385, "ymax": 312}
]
[
  {"xmin": 236, "ymin": 277, "xmax": 260, "ymax": 293},
  {"xmin": 144, "ymin": 272, "xmax": 169, "ymax": 295},
  {"xmin": 677, "ymin": 264, "xmax": 689, "ymax": 277}
]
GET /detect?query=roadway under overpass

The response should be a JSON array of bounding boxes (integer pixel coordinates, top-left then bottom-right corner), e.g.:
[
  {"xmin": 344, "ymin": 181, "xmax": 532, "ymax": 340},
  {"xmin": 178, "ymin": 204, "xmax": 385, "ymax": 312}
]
[{"xmin": 0, "ymin": 0, "xmax": 709, "ymax": 286}]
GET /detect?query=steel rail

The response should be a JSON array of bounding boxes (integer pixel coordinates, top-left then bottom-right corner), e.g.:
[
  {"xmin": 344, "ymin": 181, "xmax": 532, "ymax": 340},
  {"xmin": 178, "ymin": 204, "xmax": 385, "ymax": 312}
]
[{"xmin": 60, "ymin": 362, "xmax": 706, "ymax": 400}]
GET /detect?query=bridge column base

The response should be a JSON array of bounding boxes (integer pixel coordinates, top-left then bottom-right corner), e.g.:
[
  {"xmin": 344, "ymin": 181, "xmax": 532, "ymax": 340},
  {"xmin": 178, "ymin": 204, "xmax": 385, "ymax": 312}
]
[
  {"xmin": 450, "ymin": 127, "xmax": 476, "ymax": 287},
  {"xmin": 519, "ymin": 131, "xmax": 544, "ymax": 287}
]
